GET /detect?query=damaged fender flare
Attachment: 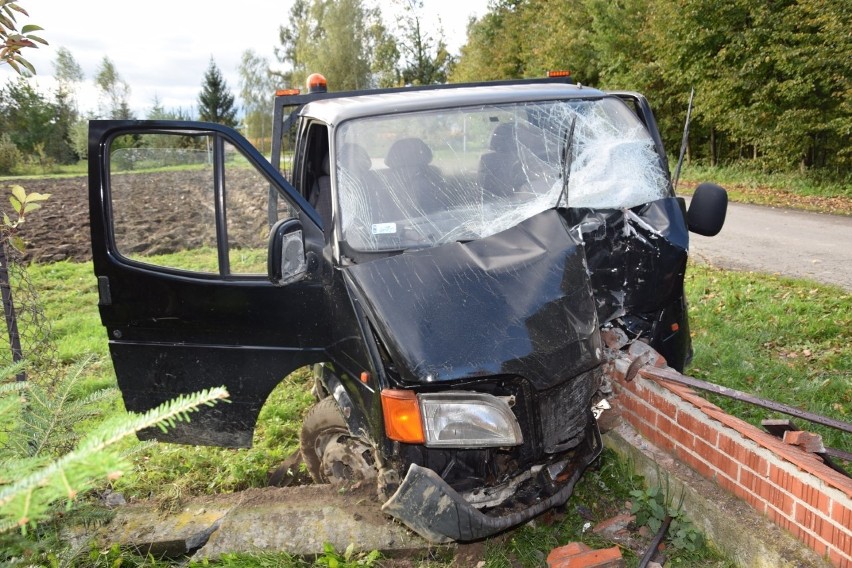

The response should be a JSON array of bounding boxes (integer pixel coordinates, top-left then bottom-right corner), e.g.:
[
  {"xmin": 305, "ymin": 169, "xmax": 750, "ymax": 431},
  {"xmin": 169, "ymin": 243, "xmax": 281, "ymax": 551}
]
[{"xmin": 381, "ymin": 421, "xmax": 603, "ymax": 543}]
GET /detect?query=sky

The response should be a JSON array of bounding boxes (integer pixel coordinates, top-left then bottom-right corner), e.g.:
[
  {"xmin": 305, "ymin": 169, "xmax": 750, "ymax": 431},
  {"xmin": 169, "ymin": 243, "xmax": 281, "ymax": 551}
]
[{"xmin": 0, "ymin": 0, "xmax": 491, "ymax": 117}]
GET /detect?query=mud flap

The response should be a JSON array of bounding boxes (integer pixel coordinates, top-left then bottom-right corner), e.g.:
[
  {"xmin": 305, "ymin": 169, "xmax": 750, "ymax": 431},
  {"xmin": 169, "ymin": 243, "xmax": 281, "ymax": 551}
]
[{"xmin": 381, "ymin": 421, "xmax": 602, "ymax": 543}]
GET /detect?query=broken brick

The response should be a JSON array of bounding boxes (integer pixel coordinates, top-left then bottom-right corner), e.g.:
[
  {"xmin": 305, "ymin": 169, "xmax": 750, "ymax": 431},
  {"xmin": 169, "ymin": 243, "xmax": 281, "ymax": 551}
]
[
  {"xmin": 783, "ymin": 430, "xmax": 825, "ymax": 453},
  {"xmin": 547, "ymin": 543, "xmax": 625, "ymax": 568}
]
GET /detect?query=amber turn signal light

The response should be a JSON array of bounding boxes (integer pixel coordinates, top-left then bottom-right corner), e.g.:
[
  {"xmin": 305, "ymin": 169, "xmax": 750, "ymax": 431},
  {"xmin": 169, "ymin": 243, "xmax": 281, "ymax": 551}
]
[{"xmin": 381, "ymin": 389, "xmax": 425, "ymax": 444}]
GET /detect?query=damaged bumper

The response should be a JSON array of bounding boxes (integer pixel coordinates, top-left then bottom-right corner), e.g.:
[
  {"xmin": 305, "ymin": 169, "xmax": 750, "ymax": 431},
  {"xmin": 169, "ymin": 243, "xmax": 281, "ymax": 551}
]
[{"xmin": 381, "ymin": 419, "xmax": 603, "ymax": 543}]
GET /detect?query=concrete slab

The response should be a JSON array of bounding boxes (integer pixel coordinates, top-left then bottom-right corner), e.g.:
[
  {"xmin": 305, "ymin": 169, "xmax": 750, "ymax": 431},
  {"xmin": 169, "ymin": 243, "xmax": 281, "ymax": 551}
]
[{"xmin": 66, "ymin": 484, "xmax": 434, "ymax": 560}]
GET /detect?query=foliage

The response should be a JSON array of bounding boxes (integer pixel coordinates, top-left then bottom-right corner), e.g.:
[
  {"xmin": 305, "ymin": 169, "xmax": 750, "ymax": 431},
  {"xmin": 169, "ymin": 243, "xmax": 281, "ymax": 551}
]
[
  {"xmin": 238, "ymin": 50, "xmax": 275, "ymax": 154},
  {"xmin": 1, "ymin": 183, "xmax": 49, "ymax": 251},
  {"xmin": 313, "ymin": 542, "xmax": 382, "ymax": 567},
  {"xmin": 629, "ymin": 476, "xmax": 704, "ymax": 552},
  {"xmin": 0, "ymin": 0, "xmax": 46, "ymax": 75},
  {"xmin": 0, "ymin": 132, "xmax": 22, "ymax": 174},
  {"xmin": 453, "ymin": 0, "xmax": 852, "ymax": 175},
  {"xmin": 198, "ymin": 57, "xmax": 238, "ymax": 127},
  {"xmin": 275, "ymin": 0, "xmax": 393, "ymax": 91},
  {"xmin": 94, "ymin": 56, "xmax": 133, "ymax": 120},
  {"xmin": 685, "ymin": 263, "xmax": 851, "ymax": 453},
  {"xmin": 0, "ymin": 376, "xmax": 229, "ymax": 534},
  {"xmin": 395, "ymin": 0, "xmax": 453, "ymax": 86}
]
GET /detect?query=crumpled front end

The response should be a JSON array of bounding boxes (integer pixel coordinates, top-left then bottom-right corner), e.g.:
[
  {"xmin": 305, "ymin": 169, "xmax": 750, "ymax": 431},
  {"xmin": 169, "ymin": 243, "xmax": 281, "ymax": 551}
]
[
  {"xmin": 381, "ymin": 419, "xmax": 602, "ymax": 543},
  {"xmin": 346, "ymin": 209, "xmax": 605, "ymax": 542}
]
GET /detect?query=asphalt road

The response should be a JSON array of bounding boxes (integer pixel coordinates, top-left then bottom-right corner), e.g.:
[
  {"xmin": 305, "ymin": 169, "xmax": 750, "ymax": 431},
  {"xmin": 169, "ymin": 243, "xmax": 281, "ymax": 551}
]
[{"xmin": 686, "ymin": 200, "xmax": 852, "ymax": 291}]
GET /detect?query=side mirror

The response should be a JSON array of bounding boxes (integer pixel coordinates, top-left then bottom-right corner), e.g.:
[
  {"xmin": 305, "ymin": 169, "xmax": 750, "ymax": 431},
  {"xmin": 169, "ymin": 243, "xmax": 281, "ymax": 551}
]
[
  {"xmin": 268, "ymin": 218, "xmax": 307, "ymax": 286},
  {"xmin": 687, "ymin": 183, "xmax": 728, "ymax": 236}
]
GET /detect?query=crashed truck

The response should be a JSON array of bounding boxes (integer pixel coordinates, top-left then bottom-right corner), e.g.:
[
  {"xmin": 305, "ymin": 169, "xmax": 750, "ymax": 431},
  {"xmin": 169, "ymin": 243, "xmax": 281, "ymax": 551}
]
[{"xmin": 87, "ymin": 73, "xmax": 727, "ymax": 543}]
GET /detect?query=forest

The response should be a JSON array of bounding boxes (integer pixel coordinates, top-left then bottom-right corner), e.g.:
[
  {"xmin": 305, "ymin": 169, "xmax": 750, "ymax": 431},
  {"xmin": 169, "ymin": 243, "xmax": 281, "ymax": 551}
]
[{"xmin": 1, "ymin": 0, "xmax": 850, "ymax": 179}]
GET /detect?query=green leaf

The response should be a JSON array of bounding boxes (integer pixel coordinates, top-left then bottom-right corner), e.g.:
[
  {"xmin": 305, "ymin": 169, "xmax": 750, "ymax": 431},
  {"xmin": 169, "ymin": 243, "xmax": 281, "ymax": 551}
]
[
  {"xmin": 10, "ymin": 184, "xmax": 25, "ymax": 203},
  {"xmin": 19, "ymin": 24, "xmax": 42, "ymax": 33},
  {"xmin": 25, "ymin": 192, "xmax": 50, "ymax": 202},
  {"xmin": 9, "ymin": 195, "xmax": 22, "ymax": 214},
  {"xmin": 2, "ymin": 212, "xmax": 10, "ymax": 226},
  {"xmin": 22, "ymin": 202, "xmax": 41, "ymax": 214},
  {"xmin": 25, "ymin": 34, "xmax": 46, "ymax": 46},
  {"xmin": 10, "ymin": 235, "xmax": 25, "ymax": 252}
]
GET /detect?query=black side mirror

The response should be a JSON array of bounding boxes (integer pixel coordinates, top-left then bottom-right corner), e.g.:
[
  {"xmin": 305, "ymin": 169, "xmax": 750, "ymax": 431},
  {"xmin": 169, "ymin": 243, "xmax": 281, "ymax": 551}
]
[
  {"xmin": 268, "ymin": 218, "xmax": 307, "ymax": 286},
  {"xmin": 687, "ymin": 183, "xmax": 728, "ymax": 236}
]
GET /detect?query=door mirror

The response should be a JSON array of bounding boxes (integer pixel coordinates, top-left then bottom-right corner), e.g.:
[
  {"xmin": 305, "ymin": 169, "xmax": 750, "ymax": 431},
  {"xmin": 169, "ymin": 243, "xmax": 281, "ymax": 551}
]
[
  {"xmin": 268, "ymin": 219, "xmax": 307, "ymax": 286},
  {"xmin": 687, "ymin": 183, "xmax": 728, "ymax": 236}
]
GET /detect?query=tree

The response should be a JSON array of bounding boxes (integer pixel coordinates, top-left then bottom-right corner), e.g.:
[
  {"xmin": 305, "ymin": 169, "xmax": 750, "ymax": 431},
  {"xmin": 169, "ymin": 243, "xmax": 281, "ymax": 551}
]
[
  {"xmin": 451, "ymin": 0, "xmax": 527, "ymax": 82},
  {"xmin": 197, "ymin": 57, "xmax": 238, "ymax": 127},
  {"xmin": 238, "ymin": 50, "xmax": 275, "ymax": 153},
  {"xmin": 275, "ymin": 0, "xmax": 389, "ymax": 91},
  {"xmin": 396, "ymin": 0, "xmax": 453, "ymax": 85},
  {"xmin": 95, "ymin": 56, "xmax": 134, "ymax": 119},
  {"xmin": 0, "ymin": 1, "xmax": 46, "ymax": 75},
  {"xmin": 53, "ymin": 47, "xmax": 83, "ymax": 111},
  {"xmin": 0, "ymin": 78, "xmax": 55, "ymax": 155}
]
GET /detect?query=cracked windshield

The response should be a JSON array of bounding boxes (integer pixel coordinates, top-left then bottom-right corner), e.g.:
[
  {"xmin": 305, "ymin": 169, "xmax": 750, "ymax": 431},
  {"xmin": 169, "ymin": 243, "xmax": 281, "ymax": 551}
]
[{"xmin": 336, "ymin": 97, "xmax": 669, "ymax": 252}]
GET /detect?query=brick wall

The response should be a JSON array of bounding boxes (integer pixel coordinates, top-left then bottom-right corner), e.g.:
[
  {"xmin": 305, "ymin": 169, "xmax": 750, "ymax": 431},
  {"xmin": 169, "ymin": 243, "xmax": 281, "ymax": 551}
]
[{"xmin": 612, "ymin": 371, "xmax": 852, "ymax": 567}]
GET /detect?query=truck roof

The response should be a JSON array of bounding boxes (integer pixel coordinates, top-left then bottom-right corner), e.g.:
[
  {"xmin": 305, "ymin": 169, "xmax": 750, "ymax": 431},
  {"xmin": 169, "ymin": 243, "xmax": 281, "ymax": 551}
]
[{"xmin": 299, "ymin": 82, "xmax": 606, "ymax": 126}]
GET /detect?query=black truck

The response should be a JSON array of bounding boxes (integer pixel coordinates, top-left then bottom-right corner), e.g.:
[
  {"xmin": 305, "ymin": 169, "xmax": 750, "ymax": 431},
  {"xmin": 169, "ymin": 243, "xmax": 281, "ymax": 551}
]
[{"xmin": 88, "ymin": 74, "xmax": 726, "ymax": 542}]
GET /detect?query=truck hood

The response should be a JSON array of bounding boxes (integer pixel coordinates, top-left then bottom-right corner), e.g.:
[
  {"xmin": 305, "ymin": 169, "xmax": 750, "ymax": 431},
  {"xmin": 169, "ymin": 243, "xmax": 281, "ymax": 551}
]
[{"xmin": 344, "ymin": 209, "xmax": 602, "ymax": 389}]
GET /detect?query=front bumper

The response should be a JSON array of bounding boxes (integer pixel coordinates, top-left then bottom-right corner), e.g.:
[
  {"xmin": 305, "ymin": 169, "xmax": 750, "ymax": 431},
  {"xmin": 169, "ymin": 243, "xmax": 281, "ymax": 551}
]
[{"xmin": 381, "ymin": 418, "xmax": 603, "ymax": 543}]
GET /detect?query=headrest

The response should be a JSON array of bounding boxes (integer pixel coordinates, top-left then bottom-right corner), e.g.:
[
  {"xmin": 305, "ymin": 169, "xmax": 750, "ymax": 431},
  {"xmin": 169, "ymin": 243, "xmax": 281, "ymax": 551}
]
[
  {"xmin": 338, "ymin": 143, "xmax": 372, "ymax": 172},
  {"xmin": 489, "ymin": 123, "xmax": 516, "ymax": 152},
  {"xmin": 385, "ymin": 137, "xmax": 433, "ymax": 168}
]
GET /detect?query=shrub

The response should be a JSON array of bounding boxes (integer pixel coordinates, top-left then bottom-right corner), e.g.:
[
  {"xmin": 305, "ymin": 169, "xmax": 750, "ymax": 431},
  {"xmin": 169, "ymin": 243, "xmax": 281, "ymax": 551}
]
[{"xmin": 0, "ymin": 134, "xmax": 23, "ymax": 175}]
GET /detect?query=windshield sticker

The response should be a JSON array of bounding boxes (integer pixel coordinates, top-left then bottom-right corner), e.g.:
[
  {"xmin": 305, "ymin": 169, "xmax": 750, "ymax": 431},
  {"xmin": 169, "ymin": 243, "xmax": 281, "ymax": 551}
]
[{"xmin": 372, "ymin": 222, "xmax": 397, "ymax": 235}]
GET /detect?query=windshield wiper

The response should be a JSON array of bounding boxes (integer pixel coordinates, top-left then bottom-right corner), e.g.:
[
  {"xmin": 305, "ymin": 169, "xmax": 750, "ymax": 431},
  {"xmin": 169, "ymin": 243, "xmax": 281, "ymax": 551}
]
[{"xmin": 556, "ymin": 116, "xmax": 577, "ymax": 208}]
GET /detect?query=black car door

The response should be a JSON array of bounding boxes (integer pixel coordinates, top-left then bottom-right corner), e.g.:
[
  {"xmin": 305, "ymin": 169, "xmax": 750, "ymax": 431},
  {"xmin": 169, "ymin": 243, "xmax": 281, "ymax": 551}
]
[{"xmin": 88, "ymin": 120, "xmax": 330, "ymax": 447}]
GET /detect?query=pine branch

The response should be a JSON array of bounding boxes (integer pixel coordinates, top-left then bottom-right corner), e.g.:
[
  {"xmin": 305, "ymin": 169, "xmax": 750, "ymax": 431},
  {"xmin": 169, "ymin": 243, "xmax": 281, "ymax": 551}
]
[{"xmin": 0, "ymin": 386, "xmax": 228, "ymax": 531}]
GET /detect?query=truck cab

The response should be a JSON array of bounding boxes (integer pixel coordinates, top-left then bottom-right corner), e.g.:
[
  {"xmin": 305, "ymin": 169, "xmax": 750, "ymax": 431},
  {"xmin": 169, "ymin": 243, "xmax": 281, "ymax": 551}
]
[{"xmin": 88, "ymin": 75, "xmax": 726, "ymax": 542}]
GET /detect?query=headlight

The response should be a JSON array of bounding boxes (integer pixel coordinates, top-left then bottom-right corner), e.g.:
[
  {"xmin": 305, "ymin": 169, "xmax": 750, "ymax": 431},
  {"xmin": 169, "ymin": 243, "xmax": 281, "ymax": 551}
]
[{"xmin": 419, "ymin": 392, "xmax": 523, "ymax": 448}]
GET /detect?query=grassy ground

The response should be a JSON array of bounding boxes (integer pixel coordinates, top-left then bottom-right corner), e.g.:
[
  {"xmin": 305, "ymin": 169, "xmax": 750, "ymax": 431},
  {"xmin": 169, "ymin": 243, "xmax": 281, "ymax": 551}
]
[
  {"xmin": 678, "ymin": 163, "xmax": 852, "ymax": 216},
  {"xmin": 12, "ymin": 256, "xmax": 848, "ymax": 566}
]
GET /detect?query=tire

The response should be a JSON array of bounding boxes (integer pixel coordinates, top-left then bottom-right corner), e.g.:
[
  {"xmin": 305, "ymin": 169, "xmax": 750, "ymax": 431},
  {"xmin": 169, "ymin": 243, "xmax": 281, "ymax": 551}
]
[{"xmin": 300, "ymin": 397, "xmax": 377, "ymax": 484}]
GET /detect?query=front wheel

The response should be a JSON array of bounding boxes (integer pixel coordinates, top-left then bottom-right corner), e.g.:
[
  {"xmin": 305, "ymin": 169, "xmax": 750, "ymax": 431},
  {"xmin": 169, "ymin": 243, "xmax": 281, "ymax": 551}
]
[{"xmin": 300, "ymin": 397, "xmax": 377, "ymax": 485}]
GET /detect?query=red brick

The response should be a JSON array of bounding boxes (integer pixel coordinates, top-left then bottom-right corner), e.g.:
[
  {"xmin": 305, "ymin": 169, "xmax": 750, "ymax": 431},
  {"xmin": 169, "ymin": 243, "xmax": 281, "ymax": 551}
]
[
  {"xmin": 797, "ymin": 483, "xmax": 831, "ymax": 513},
  {"xmin": 655, "ymin": 414, "xmax": 691, "ymax": 452},
  {"xmin": 783, "ymin": 430, "xmax": 825, "ymax": 453},
  {"xmin": 825, "ymin": 522, "xmax": 851, "ymax": 560},
  {"xmin": 764, "ymin": 482, "xmax": 794, "ymax": 516},
  {"xmin": 794, "ymin": 502, "xmax": 824, "ymax": 539},
  {"xmin": 633, "ymin": 398, "xmax": 659, "ymax": 430},
  {"xmin": 831, "ymin": 500, "xmax": 852, "ymax": 529},
  {"xmin": 548, "ymin": 542, "xmax": 591, "ymax": 564},
  {"xmin": 547, "ymin": 544, "xmax": 624, "ymax": 568},
  {"xmin": 676, "ymin": 410, "xmax": 719, "ymax": 446},
  {"xmin": 739, "ymin": 468, "xmax": 770, "ymax": 510},
  {"xmin": 703, "ymin": 441, "xmax": 740, "ymax": 480},
  {"xmin": 648, "ymin": 390, "xmax": 677, "ymax": 419},
  {"xmin": 718, "ymin": 433, "xmax": 750, "ymax": 464},
  {"xmin": 766, "ymin": 503, "xmax": 793, "ymax": 528},
  {"xmin": 680, "ymin": 448, "xmax": 714, "ymax": 481},
  {"xmin": 828, "ymin": 548, "xmax": 852, "ymax": 568},
  {"xmin": 809, "ymin": 534, "xmax": 828, "ymax": 557}
]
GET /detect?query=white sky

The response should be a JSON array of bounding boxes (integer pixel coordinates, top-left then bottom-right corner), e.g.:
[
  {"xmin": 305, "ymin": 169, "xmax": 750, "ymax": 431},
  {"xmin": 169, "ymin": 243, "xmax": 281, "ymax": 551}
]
[{"xmin": 0, "ymin": 0, "xmax": 490, "ymax": 117}]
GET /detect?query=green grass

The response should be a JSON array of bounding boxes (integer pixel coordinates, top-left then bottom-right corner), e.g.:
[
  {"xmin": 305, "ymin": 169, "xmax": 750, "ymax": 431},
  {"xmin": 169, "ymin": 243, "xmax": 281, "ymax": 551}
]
[
  {"xmin": 18, "ymin": 258, "xmax": 849, "ymax": 566},
  {"xmin": 685, "ymin": 262, "xmax": 851, "ymax": 453},
  {"xmin": 678, "ymin": 163, "xmax": 852, "ymax": 215}
]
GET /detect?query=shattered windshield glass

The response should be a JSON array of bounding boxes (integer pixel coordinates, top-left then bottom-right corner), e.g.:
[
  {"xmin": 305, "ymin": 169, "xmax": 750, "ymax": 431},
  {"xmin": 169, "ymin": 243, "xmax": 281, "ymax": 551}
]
[{"xmin": 336, "ymin": 97, "xmax": 669, "ymax": 252}]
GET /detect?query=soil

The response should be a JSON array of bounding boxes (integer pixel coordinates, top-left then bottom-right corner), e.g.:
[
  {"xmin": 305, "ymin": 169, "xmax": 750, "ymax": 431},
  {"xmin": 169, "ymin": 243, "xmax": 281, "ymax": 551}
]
[
  {"xmin": 4, "ymin": 176, "xmax": 93, "ymax": 263},
  {"xmin": 4, "ymin": 170, "xmax": 270, "ymax": 265}
]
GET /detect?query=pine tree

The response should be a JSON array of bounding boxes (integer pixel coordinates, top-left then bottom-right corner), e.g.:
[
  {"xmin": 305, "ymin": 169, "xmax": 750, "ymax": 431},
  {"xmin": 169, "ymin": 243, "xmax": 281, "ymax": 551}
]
[{"xmin": 197, "ymin": 57, "xmax": 238, "ymax": 127}]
